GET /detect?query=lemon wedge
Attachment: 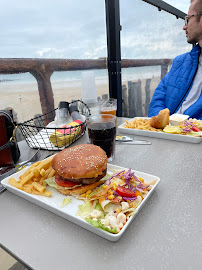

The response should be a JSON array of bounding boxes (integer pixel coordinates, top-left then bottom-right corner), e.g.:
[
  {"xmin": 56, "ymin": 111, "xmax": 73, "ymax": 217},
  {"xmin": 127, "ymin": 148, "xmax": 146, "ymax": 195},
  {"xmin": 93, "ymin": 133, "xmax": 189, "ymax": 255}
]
[{"xmin": 163, "ymin": 125, "xmax": 181, "ymax": 134}]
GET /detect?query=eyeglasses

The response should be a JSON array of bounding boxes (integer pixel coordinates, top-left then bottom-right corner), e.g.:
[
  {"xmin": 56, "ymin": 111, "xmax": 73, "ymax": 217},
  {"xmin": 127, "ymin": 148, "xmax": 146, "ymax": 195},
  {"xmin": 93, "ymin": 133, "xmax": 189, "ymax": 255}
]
[
  {"xmin": 184, "ymin": 15, "xmax": 196, "ymax": 25},
  {"xmin": 184, "ymin": 14, "xmax": 202, "ymax": 25}
]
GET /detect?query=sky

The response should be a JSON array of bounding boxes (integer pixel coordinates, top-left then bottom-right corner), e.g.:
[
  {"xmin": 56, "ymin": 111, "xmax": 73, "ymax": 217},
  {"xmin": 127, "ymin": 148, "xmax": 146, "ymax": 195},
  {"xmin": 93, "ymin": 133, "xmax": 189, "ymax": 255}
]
[
  {"xmin": 0, "ymin": 0, "xmax": 190, "ymax": 60},
  {"xmin": 164, "ymin": 0, "xmax": 189, "ymax": 12}
]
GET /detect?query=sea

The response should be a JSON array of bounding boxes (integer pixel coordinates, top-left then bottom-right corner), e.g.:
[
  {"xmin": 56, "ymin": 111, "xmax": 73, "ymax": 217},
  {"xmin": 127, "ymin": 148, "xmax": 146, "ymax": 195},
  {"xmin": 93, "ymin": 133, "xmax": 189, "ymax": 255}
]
[{"xmin": 0, "ymin": 66, "xmax": 162, "ymax": 92}]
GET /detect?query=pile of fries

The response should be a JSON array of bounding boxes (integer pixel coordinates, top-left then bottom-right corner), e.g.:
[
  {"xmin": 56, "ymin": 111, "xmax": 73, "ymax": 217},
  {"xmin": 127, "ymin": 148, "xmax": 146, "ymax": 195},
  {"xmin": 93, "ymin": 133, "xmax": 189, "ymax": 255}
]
[
  {"xmin": 124, "ymin": 118, "xmax": 161, "ymax": 132},
  {"xmin": 9, "ymin": 156, "xmax": 56, "ymax": 197}
]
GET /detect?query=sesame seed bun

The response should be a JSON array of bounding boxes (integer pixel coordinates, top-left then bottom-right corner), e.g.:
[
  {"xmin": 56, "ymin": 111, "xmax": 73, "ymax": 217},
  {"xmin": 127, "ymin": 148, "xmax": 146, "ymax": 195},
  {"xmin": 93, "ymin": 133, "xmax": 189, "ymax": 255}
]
[{"xmin": 52, "ymin": 144, "xmax": 108, "ymax": 185}]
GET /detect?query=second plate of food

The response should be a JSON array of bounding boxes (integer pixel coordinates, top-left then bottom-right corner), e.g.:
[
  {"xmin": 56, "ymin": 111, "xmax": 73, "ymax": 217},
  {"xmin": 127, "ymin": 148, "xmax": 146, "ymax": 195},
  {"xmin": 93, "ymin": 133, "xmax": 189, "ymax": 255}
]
[{"xmin": 118, "ymin": 117, "xmax": 202, "ymax": 144}]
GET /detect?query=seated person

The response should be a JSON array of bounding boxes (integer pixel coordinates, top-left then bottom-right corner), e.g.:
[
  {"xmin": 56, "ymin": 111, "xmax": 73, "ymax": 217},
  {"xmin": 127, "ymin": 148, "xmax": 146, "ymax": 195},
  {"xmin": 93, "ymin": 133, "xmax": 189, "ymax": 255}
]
[{"xmin": 149, "ymin": 0, "xmax": 202, "ymax": 120}]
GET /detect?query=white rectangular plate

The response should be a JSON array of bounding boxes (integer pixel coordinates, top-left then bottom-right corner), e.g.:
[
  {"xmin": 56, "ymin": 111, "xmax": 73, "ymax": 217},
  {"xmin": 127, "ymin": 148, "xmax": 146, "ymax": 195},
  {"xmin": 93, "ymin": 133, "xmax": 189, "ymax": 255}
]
[
  {"xmin": 118, "ymin": 118, "xmax": 202, "ymax": 144},
  {"xmin": 1, "ymin": 164, "xmax": 160, "ymax": 241}
]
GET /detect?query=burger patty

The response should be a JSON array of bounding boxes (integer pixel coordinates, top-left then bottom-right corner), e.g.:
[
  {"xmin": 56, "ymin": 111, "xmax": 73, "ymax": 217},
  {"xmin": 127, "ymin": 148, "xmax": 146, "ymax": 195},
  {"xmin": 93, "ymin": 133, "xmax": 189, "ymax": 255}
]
[
  {"xmin": 57, "ymin": 179, "xmax": 105, "ymax": 196},
  {"xmin": 57, "ymin": 168, "xmax": 107, "ymax": 184}
]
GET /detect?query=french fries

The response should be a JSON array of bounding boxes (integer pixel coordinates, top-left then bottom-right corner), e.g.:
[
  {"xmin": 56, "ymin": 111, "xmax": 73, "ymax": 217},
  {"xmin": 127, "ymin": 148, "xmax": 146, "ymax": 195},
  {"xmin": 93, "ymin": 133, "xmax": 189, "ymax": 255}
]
[
  {"xmin": 124, "ymin": 118, "xmax": 161, "ymax": 132},
  {"xmin": 9, "ymin": 156, "xmax": 55, "ymax": 197}
]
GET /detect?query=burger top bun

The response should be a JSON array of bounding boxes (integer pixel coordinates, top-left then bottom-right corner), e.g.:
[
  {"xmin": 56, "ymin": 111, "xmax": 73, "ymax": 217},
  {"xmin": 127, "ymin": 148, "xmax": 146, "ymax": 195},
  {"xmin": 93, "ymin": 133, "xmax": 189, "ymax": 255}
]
[{"xmin": 52, "ymin": 144, "xmax": 107, "ymax": 182}]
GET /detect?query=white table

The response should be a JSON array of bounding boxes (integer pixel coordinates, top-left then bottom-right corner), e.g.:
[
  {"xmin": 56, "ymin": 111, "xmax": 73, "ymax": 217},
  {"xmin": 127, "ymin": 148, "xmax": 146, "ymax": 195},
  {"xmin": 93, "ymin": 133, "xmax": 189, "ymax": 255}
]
[{"xmin": 0, "ymin": 118, "xmax": 202, "ymax": 270}]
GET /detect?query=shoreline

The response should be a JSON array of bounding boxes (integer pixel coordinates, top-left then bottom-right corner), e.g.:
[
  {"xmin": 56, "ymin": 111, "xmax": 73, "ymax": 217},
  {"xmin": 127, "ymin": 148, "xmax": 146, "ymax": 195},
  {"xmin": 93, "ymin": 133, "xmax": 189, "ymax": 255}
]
[{"xmin": 0, "ymin": 77, "xmax": 160, "ymax": 122}]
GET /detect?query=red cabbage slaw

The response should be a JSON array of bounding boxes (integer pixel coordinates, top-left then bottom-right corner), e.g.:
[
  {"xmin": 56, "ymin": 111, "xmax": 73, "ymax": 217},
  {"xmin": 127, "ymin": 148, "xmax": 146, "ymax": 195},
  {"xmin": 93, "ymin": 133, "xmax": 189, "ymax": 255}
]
[
  {"xmin": 105, "ymin": 168, "xmax": 150, "ymax": 202},
  {"xmin": 180, "ymin": 119, "xmax": 200, "ymax": 134}
]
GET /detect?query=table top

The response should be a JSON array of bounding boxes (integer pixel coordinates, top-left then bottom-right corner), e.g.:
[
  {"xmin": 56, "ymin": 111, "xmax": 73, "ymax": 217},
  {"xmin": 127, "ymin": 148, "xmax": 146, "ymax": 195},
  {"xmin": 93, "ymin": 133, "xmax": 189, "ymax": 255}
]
[{"xmin": 0, "ymin": 118, "xmax": 202, "ymax": 270}]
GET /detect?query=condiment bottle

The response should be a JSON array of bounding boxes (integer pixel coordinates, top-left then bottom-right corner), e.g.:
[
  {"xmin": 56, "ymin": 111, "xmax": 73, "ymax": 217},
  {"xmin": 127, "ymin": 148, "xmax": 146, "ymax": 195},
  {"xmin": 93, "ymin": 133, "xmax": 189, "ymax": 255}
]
[
  {"xmin": 50, "ymin": 103, "xmax": 85, "ymax": 147},
  {"xmin": 81, "ymin": 71, "xmax": 100, "ymax": 116},
  {"xmin": 69, "ymin": 104, "xmax": 82, "ymax": 121}
]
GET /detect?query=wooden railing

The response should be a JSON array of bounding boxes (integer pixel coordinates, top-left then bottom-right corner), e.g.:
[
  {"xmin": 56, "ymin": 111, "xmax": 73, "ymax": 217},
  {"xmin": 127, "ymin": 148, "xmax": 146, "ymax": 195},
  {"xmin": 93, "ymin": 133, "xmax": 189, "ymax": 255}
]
[{"xmin": 0, "ymin": 58, "xmax": 173, "ymax": 117}]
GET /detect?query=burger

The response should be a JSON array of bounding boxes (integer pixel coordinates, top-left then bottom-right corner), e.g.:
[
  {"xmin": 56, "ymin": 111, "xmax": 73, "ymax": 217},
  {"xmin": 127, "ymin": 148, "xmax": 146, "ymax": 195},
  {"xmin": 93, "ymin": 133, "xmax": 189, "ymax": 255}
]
[{"xmin": 46, "ymin": 144, "xmax": 108, "ymax": 195}]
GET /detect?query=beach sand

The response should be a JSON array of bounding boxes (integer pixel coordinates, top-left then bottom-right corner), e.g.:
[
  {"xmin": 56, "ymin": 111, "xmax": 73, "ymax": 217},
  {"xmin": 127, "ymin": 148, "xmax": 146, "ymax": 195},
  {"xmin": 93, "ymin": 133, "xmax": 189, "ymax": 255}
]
[{"xmin": 0, "ymin": 77, "xmax": 160, "ymax": 123}]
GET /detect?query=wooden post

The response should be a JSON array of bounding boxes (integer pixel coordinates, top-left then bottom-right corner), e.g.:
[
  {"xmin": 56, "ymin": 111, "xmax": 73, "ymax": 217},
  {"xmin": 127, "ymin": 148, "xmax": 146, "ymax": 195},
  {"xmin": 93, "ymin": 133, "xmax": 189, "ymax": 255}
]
[
  {"xmin": 30, "ymin": 69, "xmax": 55, "ymax": 124},
  {"xmin": 161, "ymin": 64, "xmax": 168, "ymax": 79},
  {"xmin": 128, "ymin": 80, "xmax": 143, "ymax": 117},
  {"xmin": 102, "ymin": 94, "xmax": 109, "ymax": 100},
  {"xmin": 134, "ymin": 80, "xmax": 143, "ymax": 117},
  {"xmin": 145, "ymin": 79, "xmax": 151, "ymax": 116},
  {"xmin": 122, "ymin": 84, "xmax": 128, "ymax": 117},
  {"xmin": 128, "ymin": 81, "xmax": 135, "ymax": 117}
]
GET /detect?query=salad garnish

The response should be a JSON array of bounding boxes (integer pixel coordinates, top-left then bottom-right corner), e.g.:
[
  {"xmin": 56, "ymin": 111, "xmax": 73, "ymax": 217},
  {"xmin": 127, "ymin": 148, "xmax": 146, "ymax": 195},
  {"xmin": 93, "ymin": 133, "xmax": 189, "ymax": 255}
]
[
  {"xmin": 77, "ymin": 169, "xmax": 156, "ymax": 234},
  {"xmin": 163, "ymin": 118, "xmax": 202, "ymax": 136},
  {"xmin": 60, "ymin": 196, "xmax": 72, "ymax": 208}
]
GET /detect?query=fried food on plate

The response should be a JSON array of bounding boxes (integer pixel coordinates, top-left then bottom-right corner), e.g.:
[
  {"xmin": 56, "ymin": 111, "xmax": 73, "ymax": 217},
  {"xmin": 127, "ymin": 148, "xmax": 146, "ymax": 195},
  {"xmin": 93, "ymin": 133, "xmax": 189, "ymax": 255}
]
[
  {"xmin": 149, "ymin": 108, "xmax": 170, "ymax": 129},
  {"xmin": 124, "ymin": 118, "xmax": 160, "ymax": 132},
  {"xmin": 9, "ymin": 156, "xmax": 54, "ymax": 197}
]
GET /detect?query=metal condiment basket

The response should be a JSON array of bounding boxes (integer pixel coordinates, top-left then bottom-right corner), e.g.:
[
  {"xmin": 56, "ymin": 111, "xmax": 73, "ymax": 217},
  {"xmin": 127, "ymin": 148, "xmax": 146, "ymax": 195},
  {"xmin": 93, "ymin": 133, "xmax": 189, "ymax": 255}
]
[{"xmin": 18, "ymin": 100, "xmax": 90, "ymax": 151}]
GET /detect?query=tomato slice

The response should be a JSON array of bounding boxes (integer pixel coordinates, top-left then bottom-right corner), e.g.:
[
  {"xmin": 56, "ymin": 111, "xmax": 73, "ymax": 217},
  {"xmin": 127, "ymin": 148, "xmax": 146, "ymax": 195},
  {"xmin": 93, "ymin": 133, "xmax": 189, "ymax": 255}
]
[
  {"xmin": 192, "ymin": 126, "xmax": 200, "ymax": 132},
  {"xmin": 55, "ymin": 175, "xmax": 79, "ymax": 187},
  {"xmin": 116, "ymin": 186, "xmax": 136, "ymax": 197}
]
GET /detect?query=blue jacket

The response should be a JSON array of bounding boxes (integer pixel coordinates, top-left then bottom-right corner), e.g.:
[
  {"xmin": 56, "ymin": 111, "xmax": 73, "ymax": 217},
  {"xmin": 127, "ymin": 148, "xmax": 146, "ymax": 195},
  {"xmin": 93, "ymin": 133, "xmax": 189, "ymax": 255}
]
[{"xmin": 148, "ymin": 44, "xmax": 202, "ymax": 120}]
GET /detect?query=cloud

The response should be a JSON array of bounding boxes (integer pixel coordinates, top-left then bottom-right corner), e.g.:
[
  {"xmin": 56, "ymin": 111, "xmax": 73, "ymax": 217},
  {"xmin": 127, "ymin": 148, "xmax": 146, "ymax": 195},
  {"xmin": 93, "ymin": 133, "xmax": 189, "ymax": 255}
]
[
  {"xmin": 36, "ymin": 48, "xmax": 65, "ymax": 58},
  {"xmin": 0, "ymin": 0, "xmax": 191, "ymax": 60}
]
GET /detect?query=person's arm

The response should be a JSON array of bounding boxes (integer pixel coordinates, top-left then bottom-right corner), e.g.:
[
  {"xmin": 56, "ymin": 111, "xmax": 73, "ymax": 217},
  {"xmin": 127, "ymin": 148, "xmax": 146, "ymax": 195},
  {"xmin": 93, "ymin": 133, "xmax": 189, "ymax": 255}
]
[{"xmin": 148, "ymin": 73, "xmax": 169, "ymax": 117}]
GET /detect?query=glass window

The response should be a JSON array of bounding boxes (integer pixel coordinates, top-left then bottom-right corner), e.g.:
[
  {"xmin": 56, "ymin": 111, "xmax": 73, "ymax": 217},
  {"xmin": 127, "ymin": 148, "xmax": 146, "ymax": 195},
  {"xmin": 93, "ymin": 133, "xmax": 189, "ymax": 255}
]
[
  {"xmin": 120, "ymin": 0, "xmax": 191, "ymax": 116},
  {"xmin": 0, "ymin": 0, "xmax": 109, "ymax": 122}
]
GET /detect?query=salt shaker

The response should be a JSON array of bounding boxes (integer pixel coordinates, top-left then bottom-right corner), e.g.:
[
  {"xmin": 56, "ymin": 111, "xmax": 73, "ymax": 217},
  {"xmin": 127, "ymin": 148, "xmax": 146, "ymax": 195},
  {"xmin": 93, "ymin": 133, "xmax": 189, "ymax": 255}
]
[{"xmin": 55, "ymin": 101, "xmax": 69, "ymax": 126}]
